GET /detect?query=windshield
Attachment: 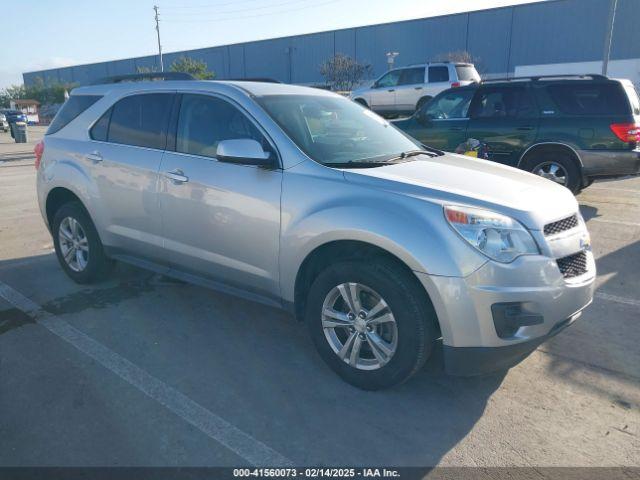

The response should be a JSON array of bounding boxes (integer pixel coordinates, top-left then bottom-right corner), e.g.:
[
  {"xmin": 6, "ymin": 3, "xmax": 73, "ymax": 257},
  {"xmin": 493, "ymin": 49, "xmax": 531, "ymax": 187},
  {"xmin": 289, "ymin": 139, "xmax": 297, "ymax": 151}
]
[{"xmin": 256, "ymin": 94, "xmax": 421, "ymax": 165}]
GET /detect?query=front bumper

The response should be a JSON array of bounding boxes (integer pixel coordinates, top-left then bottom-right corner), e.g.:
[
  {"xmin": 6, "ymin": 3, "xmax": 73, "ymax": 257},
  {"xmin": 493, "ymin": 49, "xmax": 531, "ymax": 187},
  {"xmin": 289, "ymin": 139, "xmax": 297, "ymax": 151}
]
[
  {"xmin": 580, "ymin": 148, "xmax": 640, "ymax": 177},
  {"xmin": 415, "ymin": 248, "xmax": 595, "ymax": 375}
]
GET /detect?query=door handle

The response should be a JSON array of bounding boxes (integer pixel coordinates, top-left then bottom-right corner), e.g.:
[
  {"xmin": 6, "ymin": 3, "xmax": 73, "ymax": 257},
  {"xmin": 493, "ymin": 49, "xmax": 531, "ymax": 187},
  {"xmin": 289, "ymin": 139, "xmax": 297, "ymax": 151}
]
[
  {"xmin": 517, "ymin": 126, "xmax": 535, "ymax": 131},
  {"xmin": 164, "ymin": 169, "xmax": 189, "ymax": 184},
  {"xmin": 85, "ymin": 151, "xmax": 103, "ymax": 163},
  {"xmin": 414, "ymin": 86, "xmax": 423, "ymax": 90},
  {"xmin": 387, "ymin": 89, "xmax": 395, "ymax": 92}
]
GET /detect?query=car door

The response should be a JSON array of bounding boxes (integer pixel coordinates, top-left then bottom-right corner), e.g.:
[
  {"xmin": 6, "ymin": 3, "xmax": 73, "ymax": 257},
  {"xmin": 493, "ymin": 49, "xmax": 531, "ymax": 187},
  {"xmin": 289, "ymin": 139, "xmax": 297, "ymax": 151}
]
[
  {"xmin": 465, "ymin": 84, "xmax": 539, "ymax": 166},
  {"xmin": 87, "ymin": 92, "xmax": 174, "ymax": 260},
  {"xmin": 399, "ymin": 88, "xmax": 475, "ymax": 151},
  {"xmin": 369, "ymin": 70, "xmax": 401, "ymax": 114},
  {"xmin": 394, "ymin": 67, "xmax": 426, "ymax": 114},
  {"xmin": 158, "ymin": 93, "xmax": 282, "ymax": 300}
]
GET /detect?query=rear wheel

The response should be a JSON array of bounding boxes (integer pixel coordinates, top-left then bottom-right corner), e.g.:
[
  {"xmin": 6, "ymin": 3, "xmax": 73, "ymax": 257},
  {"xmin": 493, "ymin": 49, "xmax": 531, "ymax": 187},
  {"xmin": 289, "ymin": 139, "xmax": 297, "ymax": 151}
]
[
  {"xmin": 52, "ymin": 202, "xmax": 113, "ymax": 284},
  {"xmin": 521, "ymin": 152, "xmax": 582, "ymax": 194},
  {"xmin": 305, "ymin": 260, "xmax": 437, "ymax": 390}
]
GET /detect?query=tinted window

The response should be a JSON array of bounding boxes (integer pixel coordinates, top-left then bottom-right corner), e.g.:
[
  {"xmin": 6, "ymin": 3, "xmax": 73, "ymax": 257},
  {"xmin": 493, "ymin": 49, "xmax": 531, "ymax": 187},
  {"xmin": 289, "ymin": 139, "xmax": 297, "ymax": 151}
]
[
  {"xmin": 90, "ymin": 108, "xmax": 111, "ymax": 142},
  {"xmin": 545, "ymin": 83, "xmax": 629, "ymax": 115},
  {"xmin": 424, "ymin": 90, "xmax": 475, "ymax": 119},
  {"xmin": 46, "ymin": 95, "xmax": 102, "ymax": 135},
  {"xmin": 108, "ymin": 93, "xmax": 173, "ymax": 149},
  {"xmin": 398, "ymin": 67, "xmax": 425, "ymax": 86},
  {"xmin": 455, "ymin": 65, "xmax": 480, "ymax": 82},
  {"xmin": 376, "ymin": 70, "xmax": 401, "ymax": 88},
  {"xmin": 176, "ymin": 94, "xmax": 265, "ymax": 158},
  {"xmin": 428, "ymin": 66, "xmax": 449, "ymax": 83},
  {"xmin": 470, "ymin": 87, "xmax": 533, "ymax": 119}
]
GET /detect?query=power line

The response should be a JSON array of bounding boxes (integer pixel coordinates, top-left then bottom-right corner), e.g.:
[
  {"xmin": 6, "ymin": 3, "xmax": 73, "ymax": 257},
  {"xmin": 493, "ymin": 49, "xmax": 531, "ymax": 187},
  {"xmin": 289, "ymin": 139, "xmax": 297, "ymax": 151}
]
[
  {"xmin": 160, "ymin": 0, "xmax": 282, "ymax": 10},
  {"xmin": 161, "ymin": 0, "xmax": 340, "ymax": 23},
  {"xmin": 163, "ymin": 0, "xmax": 315, "ymax": 17}
]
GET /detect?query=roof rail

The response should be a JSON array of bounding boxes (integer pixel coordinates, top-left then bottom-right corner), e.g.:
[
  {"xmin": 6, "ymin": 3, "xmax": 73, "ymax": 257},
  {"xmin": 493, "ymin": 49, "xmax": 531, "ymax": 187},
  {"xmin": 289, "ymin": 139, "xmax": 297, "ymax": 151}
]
[
  {"xmin": 482, "ymin": 73, "xmax": 609, "ymax": 84},
  {"xmin": 89, "ymin": 72, "xmax": 195, "ymax": 85},
  {"xmin": 224, "ymin": 77, "xmax": 282, "ymax": 83}
]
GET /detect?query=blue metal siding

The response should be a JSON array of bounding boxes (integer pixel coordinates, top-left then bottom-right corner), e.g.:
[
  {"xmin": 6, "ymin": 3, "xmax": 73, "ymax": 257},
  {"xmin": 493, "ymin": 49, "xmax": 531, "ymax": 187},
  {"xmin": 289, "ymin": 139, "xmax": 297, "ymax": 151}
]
[
  {"xmin": 467, "ymin": 7, "xmax": 513, "ymax": 74},
  {"xmin": 509, "ymin": 0, "xmax": 610, "ymax": 67},
  {"xmin": 22, "ymin": 0, "xmax": 640, "ymax": 87}
]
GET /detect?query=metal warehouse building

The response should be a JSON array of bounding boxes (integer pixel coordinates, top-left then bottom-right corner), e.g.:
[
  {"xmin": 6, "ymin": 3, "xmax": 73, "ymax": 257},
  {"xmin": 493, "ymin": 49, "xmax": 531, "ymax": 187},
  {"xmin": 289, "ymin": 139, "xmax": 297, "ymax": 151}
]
[{"xmin": 23, "ymin": 0, "xmax": 640, "ymax": 87}]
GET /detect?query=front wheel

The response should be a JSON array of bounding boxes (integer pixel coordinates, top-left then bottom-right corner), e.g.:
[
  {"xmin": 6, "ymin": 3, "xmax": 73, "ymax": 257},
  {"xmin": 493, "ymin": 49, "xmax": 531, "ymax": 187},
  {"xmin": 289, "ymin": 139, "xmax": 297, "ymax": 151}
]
[
  {"xmin": 52, "ymin": 202, "xmax": 113, "ymax": 284},
  {"xmin": 305, "ymin": 260, "xmax": 437, "ymax": 390}
]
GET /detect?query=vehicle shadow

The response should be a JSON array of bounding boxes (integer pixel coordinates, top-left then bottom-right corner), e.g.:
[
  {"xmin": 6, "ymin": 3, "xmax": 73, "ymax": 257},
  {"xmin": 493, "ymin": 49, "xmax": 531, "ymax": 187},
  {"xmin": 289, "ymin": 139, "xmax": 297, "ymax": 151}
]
[{"xmin": 0, "ymin": 252, "xmax": 505, "ymax": 466}]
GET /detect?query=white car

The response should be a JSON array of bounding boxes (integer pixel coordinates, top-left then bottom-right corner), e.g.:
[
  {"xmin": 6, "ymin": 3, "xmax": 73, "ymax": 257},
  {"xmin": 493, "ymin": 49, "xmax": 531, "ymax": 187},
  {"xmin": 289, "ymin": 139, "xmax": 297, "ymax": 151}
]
[
  {"xmin": 350, "ymin": 62, "xmax": 480, "ymax": 117},
  {"xmin": 0, "ymin": 113, "xmax": 9, "ymax": 132}
]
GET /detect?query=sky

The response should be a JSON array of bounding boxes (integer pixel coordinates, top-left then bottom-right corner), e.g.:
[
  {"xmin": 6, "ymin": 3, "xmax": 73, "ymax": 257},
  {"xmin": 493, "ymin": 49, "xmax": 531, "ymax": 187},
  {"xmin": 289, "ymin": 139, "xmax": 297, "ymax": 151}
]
[{"xmin": 0, "ymin": 0, "xmax": 549, "ymax": 89}]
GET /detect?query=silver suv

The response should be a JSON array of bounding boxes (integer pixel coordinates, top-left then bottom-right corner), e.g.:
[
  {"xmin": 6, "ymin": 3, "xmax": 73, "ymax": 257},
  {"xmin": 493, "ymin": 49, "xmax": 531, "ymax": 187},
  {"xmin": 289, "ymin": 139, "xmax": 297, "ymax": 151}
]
[
  {"xmin": 36, "ymin": 76, "xmax": 595, "ymax": 390},
  {"xmin": 350, "ymin": 62, "xmax": 480, "ymax": 117}
]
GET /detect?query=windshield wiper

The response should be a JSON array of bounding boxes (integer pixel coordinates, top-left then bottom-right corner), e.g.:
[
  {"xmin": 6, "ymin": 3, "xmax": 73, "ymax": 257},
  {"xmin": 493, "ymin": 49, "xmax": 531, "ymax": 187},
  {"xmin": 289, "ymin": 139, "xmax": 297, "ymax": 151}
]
[{"xmin": 385, "ymin": 149, "xmax": 435, "ymax": 163}]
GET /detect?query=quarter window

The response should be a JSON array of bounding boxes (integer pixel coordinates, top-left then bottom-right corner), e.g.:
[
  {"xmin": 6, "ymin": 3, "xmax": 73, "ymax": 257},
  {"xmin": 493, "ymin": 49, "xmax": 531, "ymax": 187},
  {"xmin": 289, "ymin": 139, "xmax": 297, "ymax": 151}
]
[
  {"xmin": 428, "ymin": 66, "xmax": 449, "ymax": 83},
  {"xmin": 90, "ymin": 108, "xmax": 111, "ymax": 142},
  {"xmin": 108, "ymin": 93, "xmax": 173, "ymax": 149},
  {"xmin": 545, "ymin": 83, "xmax": 629, "ymax": 116},
  {"xmin": 176, "ymin": 94, "xmax": 265, "ymax": 158},
  {"xmin": 47, "ymin": 95, "xmax": 102, "ymax": 135}
]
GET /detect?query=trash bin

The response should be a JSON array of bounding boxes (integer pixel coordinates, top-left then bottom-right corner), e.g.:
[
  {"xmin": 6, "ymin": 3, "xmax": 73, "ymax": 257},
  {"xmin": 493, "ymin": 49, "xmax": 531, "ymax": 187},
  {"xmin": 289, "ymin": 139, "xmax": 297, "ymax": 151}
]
[{"xmin": 14, "ymin": 122, "xmax": 28, "ymax": 143}]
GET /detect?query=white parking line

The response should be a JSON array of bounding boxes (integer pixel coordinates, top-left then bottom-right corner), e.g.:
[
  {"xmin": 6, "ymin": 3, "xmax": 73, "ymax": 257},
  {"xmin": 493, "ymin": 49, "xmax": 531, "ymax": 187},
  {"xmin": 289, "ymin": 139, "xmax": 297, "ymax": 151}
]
[
  {"xmin": 0, "ymin": 280, "xmax": 293, "ymax": 467},
  {"xmin": 595, "ymin": 291, "xmax": 640, "ymax": 308}
]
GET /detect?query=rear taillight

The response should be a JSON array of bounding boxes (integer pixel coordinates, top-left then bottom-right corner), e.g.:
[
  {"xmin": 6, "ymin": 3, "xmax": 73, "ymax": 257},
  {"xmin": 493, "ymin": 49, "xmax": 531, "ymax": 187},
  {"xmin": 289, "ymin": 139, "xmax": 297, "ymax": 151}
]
[
  {"xmin": 451, "ymin": 82, "xmax": 461, "ymax": 88},
  {"xmin": 34, "ymin": 140, "xmax": 44, "ymax": 170},
  {"xmin": 610, "ymin": 123, "xmax": 640, "ymax": 143}
]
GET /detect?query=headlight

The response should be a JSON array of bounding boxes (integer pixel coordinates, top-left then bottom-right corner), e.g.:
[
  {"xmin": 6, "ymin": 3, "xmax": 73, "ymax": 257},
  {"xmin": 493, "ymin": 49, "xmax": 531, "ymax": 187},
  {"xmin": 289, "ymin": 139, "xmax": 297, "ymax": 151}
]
[{"xmin": 444, "ymin": 205, "xmax": 539, "ymax": 263}]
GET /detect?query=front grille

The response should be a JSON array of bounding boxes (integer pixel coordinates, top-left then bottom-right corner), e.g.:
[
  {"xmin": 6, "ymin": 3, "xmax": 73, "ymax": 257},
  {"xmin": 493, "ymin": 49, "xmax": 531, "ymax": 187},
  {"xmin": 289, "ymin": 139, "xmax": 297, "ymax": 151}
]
[
  {"xmin": 557, "ymin": 251, "xmax": 588, "ymax": 278},
  {"xmin": 544, "ymin": 214, "xmax": 579, "ymax": 236}
]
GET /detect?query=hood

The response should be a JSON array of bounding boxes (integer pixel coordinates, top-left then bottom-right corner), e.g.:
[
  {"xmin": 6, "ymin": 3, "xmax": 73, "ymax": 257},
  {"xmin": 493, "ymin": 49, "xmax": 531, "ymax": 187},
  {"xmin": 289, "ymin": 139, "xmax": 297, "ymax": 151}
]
[{"xmin": 342, "ymin": 153, "xmax": 579, "ymax": 230}]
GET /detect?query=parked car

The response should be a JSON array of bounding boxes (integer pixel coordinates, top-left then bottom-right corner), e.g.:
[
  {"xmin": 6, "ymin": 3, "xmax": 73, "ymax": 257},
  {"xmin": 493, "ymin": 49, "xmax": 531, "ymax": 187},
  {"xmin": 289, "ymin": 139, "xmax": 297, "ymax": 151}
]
[
  {"xmin": 393, "ymin": 74, "xmax": 640, "ymax": 193},
  {"xmin": 0, "ymin": 112, "xmax": 9, "ymax": 132},
  {"xmin": 349, "ymin": 62, "xmax": 480, "ymax": 117},
  {"xmin": 36, "ymin": 75, "xmax": 595, "ymax": 390},
  {"xmin": 0, "ymin": 109, "xmax": 29, "ymax": 137}
]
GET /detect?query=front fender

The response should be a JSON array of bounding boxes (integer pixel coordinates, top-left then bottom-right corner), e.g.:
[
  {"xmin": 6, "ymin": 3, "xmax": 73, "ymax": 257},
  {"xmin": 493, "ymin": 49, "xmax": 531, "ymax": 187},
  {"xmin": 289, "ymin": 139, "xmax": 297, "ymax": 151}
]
[{"xmin": 278, "ymin": 165, "xmax": 486, "ymax": 303}]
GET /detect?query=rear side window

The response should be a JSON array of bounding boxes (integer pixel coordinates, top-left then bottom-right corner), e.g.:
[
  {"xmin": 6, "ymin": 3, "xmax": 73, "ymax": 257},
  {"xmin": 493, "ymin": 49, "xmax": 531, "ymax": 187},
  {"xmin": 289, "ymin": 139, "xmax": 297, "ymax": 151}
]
[
  {"xmin": 428, "ymin": 66, "xmax": 449, "ymax": 83},
  {"xmin": 455, "ymin": 65, "xmax": 480, "ymax": 82},
  {"xmin": 545, "ymin": 83, "xmax": 629, "ymax": 116},
  {"xmin": 398, "ymin": 67, "xmax": 425, "ymax": 86},
  {"xmin": 108, "ymin": 93, "xmax": 173, "ymax": 149},
  {"xmin": 46, "ymin": 95, "xmax": 102, "ymax": 135}
]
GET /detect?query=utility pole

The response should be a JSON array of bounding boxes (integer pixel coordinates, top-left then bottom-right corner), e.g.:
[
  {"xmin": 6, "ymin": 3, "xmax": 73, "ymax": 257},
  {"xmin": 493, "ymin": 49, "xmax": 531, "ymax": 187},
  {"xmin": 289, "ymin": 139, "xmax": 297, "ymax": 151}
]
[
  {"xmin": 154, "ymin": 5, "xmax": 164, "ymax": 72},
  {"xmin": 602, "ymin": 0, "xmax": 618, "ymax": 76}
]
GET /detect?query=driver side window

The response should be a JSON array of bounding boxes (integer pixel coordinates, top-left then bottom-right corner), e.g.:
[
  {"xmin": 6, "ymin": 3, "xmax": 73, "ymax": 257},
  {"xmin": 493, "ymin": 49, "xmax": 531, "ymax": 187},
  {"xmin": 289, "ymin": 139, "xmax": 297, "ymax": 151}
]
[
  {"xmin": 423, "ymin": 90, "xmax": 474, "ymax": 120},
  {"xmin": 376, "ymin": 70, "xmax": 401, "ymax": 88}
]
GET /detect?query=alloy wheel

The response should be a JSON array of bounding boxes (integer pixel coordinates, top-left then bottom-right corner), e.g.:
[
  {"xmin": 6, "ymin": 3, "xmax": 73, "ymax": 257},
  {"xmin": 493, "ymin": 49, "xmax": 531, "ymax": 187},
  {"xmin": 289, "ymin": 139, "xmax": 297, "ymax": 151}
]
[
  {"xmin": 58, "ymin": 216, "xmax": 89, "ymax": 272},
  {"xmin": 321, "ymin": 282, "xmax": 398, "ymax": 370},
  {"xmin": 533, "ymin": 161, "xmax": 568, "ymax": 186}
]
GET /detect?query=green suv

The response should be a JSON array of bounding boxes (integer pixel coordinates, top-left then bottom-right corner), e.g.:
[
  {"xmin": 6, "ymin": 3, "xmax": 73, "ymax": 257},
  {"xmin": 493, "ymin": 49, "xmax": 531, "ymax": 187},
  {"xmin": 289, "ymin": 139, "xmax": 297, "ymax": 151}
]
[{"xmin": 394, "ymin": 75, "xmax": 640, "ymax": 193}]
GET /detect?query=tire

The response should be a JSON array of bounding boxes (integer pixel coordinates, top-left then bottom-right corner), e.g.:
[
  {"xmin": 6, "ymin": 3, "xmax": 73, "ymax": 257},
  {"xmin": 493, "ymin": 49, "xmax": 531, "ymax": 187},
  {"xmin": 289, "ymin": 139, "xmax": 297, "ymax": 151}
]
[
  {"xmin": 305, "ymin": 260, "xmax": 437, "ymax": 390},
  {"xmin": 52, "ymin": 201, "xmax": 113, "ymax": 284},
  {"xmin": 521, "ymin": 151, "xmax": 582, "ymax": 194},
  {"xmin": 416, "ymin": 96, "xmax": 431, "ymax": 112}
]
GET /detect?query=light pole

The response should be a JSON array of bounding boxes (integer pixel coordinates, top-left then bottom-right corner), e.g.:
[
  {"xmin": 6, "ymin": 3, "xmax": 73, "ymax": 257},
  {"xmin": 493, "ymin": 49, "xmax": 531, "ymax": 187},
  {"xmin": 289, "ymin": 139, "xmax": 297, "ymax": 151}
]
[
  {"xmin": 386, "ymin": 52, "xmax": 399, "ymax": 70},
  {"xmin": 154, "ymin": 5, "xmax": 164, "ymax": 72},
  {"xmin": 602, "ymin": 0, "xmax": 618, "ymax": 76}
]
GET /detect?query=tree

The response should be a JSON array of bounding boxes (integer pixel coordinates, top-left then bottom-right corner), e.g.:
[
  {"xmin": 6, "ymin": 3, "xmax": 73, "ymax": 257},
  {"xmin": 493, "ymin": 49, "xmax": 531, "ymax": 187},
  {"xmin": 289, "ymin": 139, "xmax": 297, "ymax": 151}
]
[
  {"xmin": 320, "ymin": 53, "xmax": 372, "ymax": 92},
  {"xmin": 0, "ymin": 78, "xmax": 77, "ymax": 108},
  {"xmin": 434, "ymin": 50, "xmax": 485, "ymax": 75},
  {"xmin": 169, "ymin": 56, "xmax": 215, "ymax": 80}
]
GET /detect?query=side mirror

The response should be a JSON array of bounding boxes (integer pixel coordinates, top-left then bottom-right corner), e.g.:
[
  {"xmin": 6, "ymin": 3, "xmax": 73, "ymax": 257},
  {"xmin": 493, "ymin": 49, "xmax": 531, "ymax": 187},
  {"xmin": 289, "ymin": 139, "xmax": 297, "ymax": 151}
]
[
  {"xmin": 216, "ymin": 139, "xmax": 273, "ymax": 167},
  {"xmin": 416, "ymin": 110, "xmax": 431, "ymax": 126}
]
